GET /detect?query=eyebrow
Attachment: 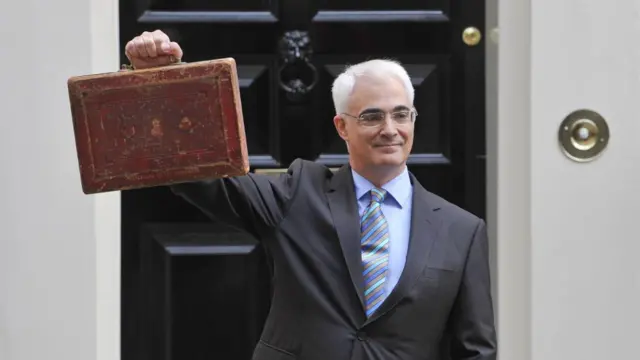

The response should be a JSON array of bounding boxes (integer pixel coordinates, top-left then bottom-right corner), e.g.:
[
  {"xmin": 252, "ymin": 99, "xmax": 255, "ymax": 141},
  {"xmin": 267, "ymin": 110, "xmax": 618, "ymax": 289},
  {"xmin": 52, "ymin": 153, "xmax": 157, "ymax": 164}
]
[{"xmin": 359, "ymin": 105, "xmax": 411, "ymax": 116}]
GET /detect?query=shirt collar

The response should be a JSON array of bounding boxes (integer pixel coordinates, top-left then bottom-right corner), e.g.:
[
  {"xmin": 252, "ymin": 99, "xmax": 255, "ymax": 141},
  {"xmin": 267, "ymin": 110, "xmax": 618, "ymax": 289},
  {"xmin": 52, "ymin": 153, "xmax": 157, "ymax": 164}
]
[{"xmin": 351, "ymin": 167, "xmax": 412, "ymax": 208}]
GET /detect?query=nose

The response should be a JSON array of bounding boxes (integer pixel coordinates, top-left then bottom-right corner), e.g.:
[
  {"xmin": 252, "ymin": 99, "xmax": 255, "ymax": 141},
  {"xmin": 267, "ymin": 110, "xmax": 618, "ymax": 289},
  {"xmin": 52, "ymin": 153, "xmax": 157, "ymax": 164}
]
[{"xmin": 379, "ymin": 116, "xmax": 398, "ymax": 136}]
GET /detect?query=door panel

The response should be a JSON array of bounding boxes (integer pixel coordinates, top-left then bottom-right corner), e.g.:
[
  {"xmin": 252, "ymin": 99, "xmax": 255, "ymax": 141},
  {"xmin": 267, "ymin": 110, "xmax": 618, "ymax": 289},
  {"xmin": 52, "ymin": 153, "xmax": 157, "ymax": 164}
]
[
  {"xmin": 318, "ymin": 0, "xmax": 447, "ymax": 11},
  {"xmin": 150, "ymin": 0, "xmax": 270, "ymax": 11},
  {"xmin": 120, "ymin": 0, "xmax": 485, "ymax": 358},
  {"xmin": 138, "ymin": 223, "xmax": 271, "ymax": 360}
]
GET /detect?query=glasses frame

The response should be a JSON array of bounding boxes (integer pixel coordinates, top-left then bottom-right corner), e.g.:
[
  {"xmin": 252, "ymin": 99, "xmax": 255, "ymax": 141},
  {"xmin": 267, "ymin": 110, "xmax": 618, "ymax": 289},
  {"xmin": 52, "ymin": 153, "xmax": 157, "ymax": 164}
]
[{"xmin": 340, "ymin": 108, "xmax": 418, "ymax": 127}]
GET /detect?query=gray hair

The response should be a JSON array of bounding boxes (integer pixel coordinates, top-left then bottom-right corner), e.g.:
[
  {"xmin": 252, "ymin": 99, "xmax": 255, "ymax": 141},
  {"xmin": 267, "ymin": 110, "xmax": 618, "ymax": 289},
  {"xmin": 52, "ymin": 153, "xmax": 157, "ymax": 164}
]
[{"xmin": 331, "ymin": 59, "xmax": 414, "ymax": 115}]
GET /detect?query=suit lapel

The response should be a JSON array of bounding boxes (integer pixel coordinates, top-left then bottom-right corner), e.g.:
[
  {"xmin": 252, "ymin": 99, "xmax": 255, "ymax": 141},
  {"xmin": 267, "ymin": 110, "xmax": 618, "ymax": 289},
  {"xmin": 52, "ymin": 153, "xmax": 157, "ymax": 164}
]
[
  {"xmin": 327, "ymin": 165, "xmax": 367, "ymax": 312},
  {"xmin": 364, "ymin": 174, "xmax": 443, "ymax": 325}
]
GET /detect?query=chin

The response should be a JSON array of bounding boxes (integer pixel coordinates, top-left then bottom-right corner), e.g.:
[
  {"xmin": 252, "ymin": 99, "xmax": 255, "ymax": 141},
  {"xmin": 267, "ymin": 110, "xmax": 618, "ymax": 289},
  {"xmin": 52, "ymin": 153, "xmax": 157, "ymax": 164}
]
[{"xmin": 372, "ymin": 154, "xmax": 406, "ymax": 167}]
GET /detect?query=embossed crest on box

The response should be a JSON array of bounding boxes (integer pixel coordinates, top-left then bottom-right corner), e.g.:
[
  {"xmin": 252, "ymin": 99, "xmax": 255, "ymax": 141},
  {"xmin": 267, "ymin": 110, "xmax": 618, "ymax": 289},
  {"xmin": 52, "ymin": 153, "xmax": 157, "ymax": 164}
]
[{"xmin": 67, "ymin": 58, "xmax": 249, "ymax": 194}]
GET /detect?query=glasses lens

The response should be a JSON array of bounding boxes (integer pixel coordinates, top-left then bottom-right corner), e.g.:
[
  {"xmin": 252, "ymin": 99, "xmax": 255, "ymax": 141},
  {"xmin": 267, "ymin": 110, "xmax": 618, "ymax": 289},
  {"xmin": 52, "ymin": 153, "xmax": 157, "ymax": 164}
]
[
  {"xmin": 359, "ymin": 112, "xmax": 385, "ymax": 126},
  {"xmin": 391, "ymin": 110, "xmax": 413, "ymax": 123}
]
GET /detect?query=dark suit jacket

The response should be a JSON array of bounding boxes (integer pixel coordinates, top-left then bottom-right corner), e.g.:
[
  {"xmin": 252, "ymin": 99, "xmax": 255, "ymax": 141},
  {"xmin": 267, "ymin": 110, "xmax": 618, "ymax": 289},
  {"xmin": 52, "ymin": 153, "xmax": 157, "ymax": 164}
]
[{"xmin": 171, "ymin": 158, "xmax": 497, "ymax": 360}]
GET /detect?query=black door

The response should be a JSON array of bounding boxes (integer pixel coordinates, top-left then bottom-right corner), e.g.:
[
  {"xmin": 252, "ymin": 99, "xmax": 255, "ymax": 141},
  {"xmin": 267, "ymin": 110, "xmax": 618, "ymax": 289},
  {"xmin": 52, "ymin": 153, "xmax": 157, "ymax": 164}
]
[{"xmin": 119, "ymin": 1, "xmax": 485, "ymax": 359}]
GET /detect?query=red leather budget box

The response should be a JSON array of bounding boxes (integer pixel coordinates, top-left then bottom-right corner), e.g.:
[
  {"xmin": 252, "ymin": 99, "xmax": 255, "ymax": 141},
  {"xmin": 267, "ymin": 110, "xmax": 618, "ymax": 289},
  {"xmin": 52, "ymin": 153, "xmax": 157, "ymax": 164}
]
[{"xmin": 67, "ymin": 58, "xmax": 249, "ymax": 194}]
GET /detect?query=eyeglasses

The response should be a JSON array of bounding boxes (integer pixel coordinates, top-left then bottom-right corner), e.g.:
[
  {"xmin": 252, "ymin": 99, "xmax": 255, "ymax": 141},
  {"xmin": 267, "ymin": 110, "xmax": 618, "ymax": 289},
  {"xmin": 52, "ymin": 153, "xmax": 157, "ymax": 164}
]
[{"xmin": 341, "ymin": 108, "xmax": 417, "ymax": 127}]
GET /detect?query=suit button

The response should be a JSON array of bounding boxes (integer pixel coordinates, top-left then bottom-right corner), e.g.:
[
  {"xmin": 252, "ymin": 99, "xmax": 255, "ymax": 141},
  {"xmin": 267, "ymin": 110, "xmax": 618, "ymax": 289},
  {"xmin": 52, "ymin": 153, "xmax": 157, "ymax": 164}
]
[{"xmin": 356, "ymin": 331, "xmax": 367, "ymax": 341}]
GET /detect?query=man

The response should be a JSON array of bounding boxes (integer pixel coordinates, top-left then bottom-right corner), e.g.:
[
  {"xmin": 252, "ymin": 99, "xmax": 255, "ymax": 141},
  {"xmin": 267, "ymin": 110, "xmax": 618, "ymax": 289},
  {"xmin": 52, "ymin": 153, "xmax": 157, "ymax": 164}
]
[{"xmin": 125, "ymin": 30, "xmax": 497, "ymax": 360}]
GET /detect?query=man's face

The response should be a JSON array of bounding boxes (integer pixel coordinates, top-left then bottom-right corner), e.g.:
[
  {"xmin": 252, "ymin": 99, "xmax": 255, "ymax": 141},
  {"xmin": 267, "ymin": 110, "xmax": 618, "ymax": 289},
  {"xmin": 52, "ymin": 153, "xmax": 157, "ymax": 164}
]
[{"xmin": 333, "ymin": 75, "xmax": 415, "ymax": 171}]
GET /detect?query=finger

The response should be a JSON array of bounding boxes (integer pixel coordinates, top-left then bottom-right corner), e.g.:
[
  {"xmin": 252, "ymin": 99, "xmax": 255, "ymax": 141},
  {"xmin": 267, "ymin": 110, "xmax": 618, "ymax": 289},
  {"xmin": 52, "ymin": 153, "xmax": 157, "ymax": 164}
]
[
  {"xmin": 145, "ymin": 56, "xmax": 178, "ymax": 67},
  {"xmin": 133, "ymin": 36, "xmax": 148, "ymax": 57},
  {"xmin": 150, "ymin": 29, "xmax": 172, "ymax": 55},
  {"xmin": 168, "ymin": 42, "xmax": 183, "ymax": 61},
  {"xmin": 141, "ymin": 32, "xmax": 157, "ymax": 58},
  {"xmin": 125, "ymin": 40, "xmax": 137, "ymax": 60},
  {"xmin": 152, "ymin": 29, "xmax": 170, "ymax": 45}
]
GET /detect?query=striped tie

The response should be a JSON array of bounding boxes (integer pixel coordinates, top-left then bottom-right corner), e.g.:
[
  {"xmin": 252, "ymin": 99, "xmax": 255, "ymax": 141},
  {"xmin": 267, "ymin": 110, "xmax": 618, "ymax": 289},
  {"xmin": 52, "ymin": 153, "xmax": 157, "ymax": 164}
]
[{"xmin": 360, "ymin": 188, "xmax": 390, "ymax": 317}]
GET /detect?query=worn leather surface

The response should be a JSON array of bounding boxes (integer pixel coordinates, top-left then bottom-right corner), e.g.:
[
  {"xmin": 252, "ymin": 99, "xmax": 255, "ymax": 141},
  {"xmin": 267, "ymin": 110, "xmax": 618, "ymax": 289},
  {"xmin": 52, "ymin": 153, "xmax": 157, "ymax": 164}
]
[{"xmin": 68, "ymin": 58, "xmax": 249, "ymax": 194}]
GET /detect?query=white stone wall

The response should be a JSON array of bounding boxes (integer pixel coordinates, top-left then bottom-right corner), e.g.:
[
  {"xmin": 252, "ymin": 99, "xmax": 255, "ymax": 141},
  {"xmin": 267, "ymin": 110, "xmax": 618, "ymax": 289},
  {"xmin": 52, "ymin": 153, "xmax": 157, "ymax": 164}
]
[
  {"xmin": 0, "ymin": 0, "xmax": 120, "ymax": 359},
  {"xmin": 493, "ymin": 0, "xmax": 640, "ymax": 359}
]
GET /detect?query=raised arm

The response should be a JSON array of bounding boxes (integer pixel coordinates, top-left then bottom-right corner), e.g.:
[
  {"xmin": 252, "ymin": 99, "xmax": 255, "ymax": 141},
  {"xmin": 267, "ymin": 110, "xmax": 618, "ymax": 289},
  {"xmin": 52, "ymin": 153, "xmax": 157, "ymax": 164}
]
[
  {"xmin": 169, "ymin": 161, "xmax": 300, "ymax": 239},
  {"xmin": 123, "ymin": 29, "xmax": 299, "ymax": 238}
]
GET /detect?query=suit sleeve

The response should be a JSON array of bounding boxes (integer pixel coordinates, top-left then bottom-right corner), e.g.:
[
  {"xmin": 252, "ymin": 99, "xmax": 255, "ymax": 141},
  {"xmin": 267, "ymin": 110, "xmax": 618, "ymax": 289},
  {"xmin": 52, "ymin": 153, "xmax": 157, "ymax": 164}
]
[
  {"xmin": 169, "ymin": 159, "xmax": 302, "ymax": 239},
  {"xmin": 447, "ymin": 219, "xmax": 497, "ymax": 360}
]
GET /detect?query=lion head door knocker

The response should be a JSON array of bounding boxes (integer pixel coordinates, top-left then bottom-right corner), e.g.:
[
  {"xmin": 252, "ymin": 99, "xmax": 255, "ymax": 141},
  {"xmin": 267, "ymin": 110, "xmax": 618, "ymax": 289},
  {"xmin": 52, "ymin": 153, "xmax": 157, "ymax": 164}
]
[{"xmin": 278, "ymin": 30, "xmax": 319, "ymax": 102}]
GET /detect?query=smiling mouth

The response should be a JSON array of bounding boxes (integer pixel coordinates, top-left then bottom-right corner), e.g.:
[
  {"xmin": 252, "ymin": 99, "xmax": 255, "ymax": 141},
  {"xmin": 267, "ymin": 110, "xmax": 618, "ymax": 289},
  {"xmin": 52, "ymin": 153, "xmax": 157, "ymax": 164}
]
[{"xmin": 374, "ymin": 144, "xmax": 402, "ymax": 147}]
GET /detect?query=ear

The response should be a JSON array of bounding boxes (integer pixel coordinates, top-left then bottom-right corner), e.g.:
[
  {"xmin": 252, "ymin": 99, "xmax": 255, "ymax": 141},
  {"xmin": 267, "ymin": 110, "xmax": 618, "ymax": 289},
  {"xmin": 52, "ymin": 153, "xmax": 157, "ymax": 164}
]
[{"xmin": 333, "ymin": 115, "xmax": 348, "ymax": 141}]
